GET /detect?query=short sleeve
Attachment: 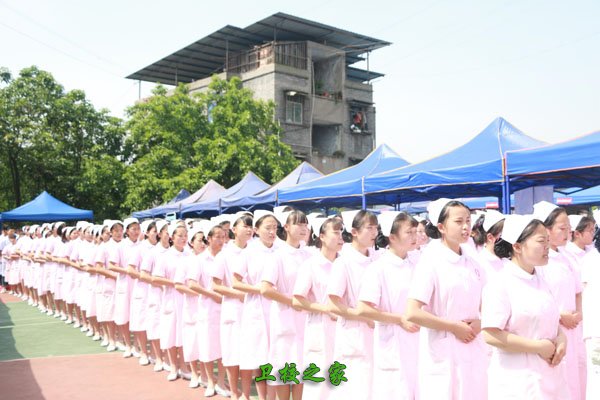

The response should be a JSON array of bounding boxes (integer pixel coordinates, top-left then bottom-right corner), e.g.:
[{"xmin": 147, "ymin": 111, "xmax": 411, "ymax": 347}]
[
  {"xmin": 127, "ymin": 247, "xmax": 142, "ymax": 269},
  {"xmin": 261, "ymin": 254, "xmax": 280, "ymax": 286},
  {"xmin": 173, "ymin": 263, "xmax": 187, "ymax": 284},
  {"xmin": 107, "ymin": 243, "xmax": 121, "ymax": 265},
  {"xmin": 326, "ymin": 259, "xmax": 347, "ymax": 300},
  {"xmin": 153, "ymin": 254, "xmax": 166, "ymax": 278},
  {"xmin": 358, "ymin": 265, "xmax": 382, "ymax": 307},
  {"xmin": 69, "ymin": 245, "xmax": 80, "ymax": 262},
  {"xmin": 211, "ymin": 253, "xmax": 226, "ymax": 281},
  {"xmin": 186, "ymin": 258, "xmax": 201, "ymax": 282},
  {"xmin": 481, "ymin": 279, "xmax": 511, "ymax": 330},
  {"xmin": 407, "ymin": 261, "xmax": 435, "ymax": 305},
  {"xmin": 140, "ymin": 251, "xmax": 154, "ymax": 273},
  {"xmin": 293, "ymin": 261, "xmax": 312, "ymax": 298},
  {"xmin": 232, "ymin": 251, "xmax": 248, "ymax": 279}
]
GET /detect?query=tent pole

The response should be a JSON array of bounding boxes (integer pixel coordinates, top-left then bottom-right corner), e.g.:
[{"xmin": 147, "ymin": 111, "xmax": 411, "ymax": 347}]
[
  {"xmin": 361, "ymin": 177, "xmax": 366, "ymax": 210},
  {"xmin": 275, "ymin": 189, "xmax": 279, "ymax": 207}
]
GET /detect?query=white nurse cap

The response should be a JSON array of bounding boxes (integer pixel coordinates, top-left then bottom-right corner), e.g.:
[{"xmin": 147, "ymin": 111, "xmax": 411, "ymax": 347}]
[
  {"xmin": 501, "ymin": 214, "xmax": 535, "ymax": 245},
  {"xmin": 568, "ymin": 215, "xmax": 583, "ymax": 232},
  {"xmin": 378, "ymin": 211, "xmax": 401, "ymax": 237},
  {"xmin": 274, "ymin": 210, "xmax": 292, "ymax": 226},
  {"xmin": 123, "ymin": 217, "xmax": 139, "ymax": 230},
  {"xmin": 155, "ymin": 220, "xmax": 169, "ymax": 234},
  {"xmin": 532, "ymin": 201, "xmax": 558, "ymax": 223},
  {"xmin": 482, "ymin": 210, "xmax": 506, "ymax": 232},
  {"xmin": 341, "ymin": 210, "xmax": 361, "ymax": 232},
  {"xmin": 253, "ymin": 210, "xmax": 275, "ymax": 227},
  {"xmin": 140, "ymin": 220, "xmax": 153, "ymax": 234},
  {"xmin": 427, "ymin": 198, "xmax": 453, "ymax": 225},
  {"xmin": 309, "ymin": 217, "xmax": 327, "ymax": 236}
]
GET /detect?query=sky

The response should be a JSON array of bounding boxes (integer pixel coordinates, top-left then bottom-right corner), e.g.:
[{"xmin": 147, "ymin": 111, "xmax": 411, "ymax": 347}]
[{"xmin": 2, "ymin": 0, "xmax": 599, "ymax": 164}]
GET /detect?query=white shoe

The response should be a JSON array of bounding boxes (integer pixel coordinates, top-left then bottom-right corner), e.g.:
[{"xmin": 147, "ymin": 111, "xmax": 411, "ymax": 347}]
[
  {"xmin": 167, "ymin": 372, "xmax": 178, "ymax": 381},
  {"xmin": 65, "ymin": 319, "xmax": 73, "ymax": 324},
  {"xmin": 179, "ymin": 370, "xmax": 192, "ymax": 380},
  {"xmin": 28, "ymin": 299, "xmax": 34, "ymax": 305},
  {"xmin": 73, "ymin": 322, "xmax": 81, "ymax": 329},
  {"xmin": 215, "ymin": 385, "xmax": 231, "ymax": 397},
  {"xmin": 60, "ymin": 315, "xmax": 67, "ymax": 321},
  {"xmin": 153, "ymin": 362, "xmax": 164, "ymax": 372},
  {"xmin": 80, "ymin": 326, "xmax": 89, "ymax": 332},
  {"xmin": 86, "ymin": 330, "xmax": 94, "ymax": 337},
  {"xmin": 204, "ymin": 387, "xmax": 216, "ymax": 397},
  {"xmin": 46, "ymin": 310, "xmax": 54, "ymax": 316},
  {"xmin": 122, "ymin": 347, "xmax": 133, "ymax": 358},
  {"xmin": 92, "ymin": 334, "xmax": 101, "ymax": 341},
  {"xmin": 188, "ymin": 378, "xmax": 199, "ymax": 388},
  {"xmin": 106, "ymin": 344, "xmax": 117, "ymax": 352},
  {"xmin": 53, "ymin": 313, "xmax": 61, "ymax": 319},
  {"xmin": 139, "ymin": 356, "xmax": 149, "ymax": 366},
  {"xmin": 132, "ymin": 349, "xmax": 140, "ymax": 358},
  {"xmin": 116, "ymin": 342, "xmax": 126, "ymax": 351},
  {"xmin": 163, "ymin": 364, "xmax": 171, "ymax": 372},
  {"xmin": 100, "ymin": 339, "xmax": 109, "ymax": 347}
]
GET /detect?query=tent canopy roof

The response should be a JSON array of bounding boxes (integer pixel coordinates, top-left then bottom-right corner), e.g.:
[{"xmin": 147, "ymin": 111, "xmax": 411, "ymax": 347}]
[{"xmin": 1, "ymin": 191, "xmax": 93, "ymax": 222}]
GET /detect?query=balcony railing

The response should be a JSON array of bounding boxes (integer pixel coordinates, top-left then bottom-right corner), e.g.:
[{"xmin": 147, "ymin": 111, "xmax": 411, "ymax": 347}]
[{"xmin": 227, "ymin": 42, "xmax": 307, "ymax": 74}]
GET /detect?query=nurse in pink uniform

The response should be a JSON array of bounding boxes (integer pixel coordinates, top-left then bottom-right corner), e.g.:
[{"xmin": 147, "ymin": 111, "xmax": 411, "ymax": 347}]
[
  {"xmin": 142, "ymin": 220, "xmax": 170, "ymax": 372},
  {"xmin": 92, "ymin": 224, "xmax": 111, "ymax": 343},
  {"xmin": 189, "ymin": 224, "xmax": 230, "ymax": 398},
  {"xmin": 472, "ymin": 211, "xmax": 506, "ymax": 284},
  {"xmin": 405, "ymin": 199, "xmax": 488, "ymax": 400},
  {"xmin": 482, "ymin": 215, "xmax": 569, "ymax": 399},
  {"xmin": 326, "ymin": 210, "xmax": 379, "ymax": 400},
  {"xmin": 232, "ymin": 211, "xmax": 277, "ymax": 400},
  {"xmin": 153, "ymin": 224, "xmax": 188, "ymax": 381},
  {"xmin": 174, "ymin": 227, "xmax": 205, "ymax": 388},
  {"xmin": 292, "ymin": 217, "xmax": 343, "ymax": 400},
  {"xmin": 261, "ymin": 210, "xmax": 311, "ymax": 400},
  {"xmin": 357, "ymin": 212, "xmax": 420, "ymax": 400},
  {"xmin": 533, "ymin": 202, "xmax": 585, "ymax": 400},
  {"xmin": 127, "ymin": 220, "xmax": 157, "ymax": 366},
  {"xmin": 108, "ymin": 218, "xmax": 140, "ymax": 358},
  {"xmin": 96, "ymin": 221, "xmax": 123, "ymax": 352},
  {"xmin": 82, "ymin": 226, "xmax": 101, "ymax": 339},
  {"xmin": 213, "ymin": 214, "xmax": 254, "ymax": 400}
]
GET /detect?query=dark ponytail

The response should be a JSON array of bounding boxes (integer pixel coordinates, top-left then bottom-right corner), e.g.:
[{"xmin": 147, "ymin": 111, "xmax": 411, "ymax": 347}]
[{"xmin": 494, "ymin": 219, "xmax": 544, "ymax": 259}]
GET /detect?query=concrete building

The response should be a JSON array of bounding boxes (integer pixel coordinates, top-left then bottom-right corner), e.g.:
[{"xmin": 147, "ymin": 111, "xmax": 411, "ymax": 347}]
[{"xmin": 127, "ymin": 13, "xmax": 390, "ymax": 174}]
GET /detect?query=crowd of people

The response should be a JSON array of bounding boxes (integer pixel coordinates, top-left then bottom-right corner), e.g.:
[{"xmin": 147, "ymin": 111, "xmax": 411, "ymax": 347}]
[{"xmin": 0, "ymin": 199, "xmax": 598, "ymax": 400}]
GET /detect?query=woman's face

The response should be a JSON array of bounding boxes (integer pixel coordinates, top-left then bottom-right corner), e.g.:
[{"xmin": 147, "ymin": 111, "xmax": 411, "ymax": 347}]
[
  {"xmin": 320, "ymin": 223, "xmax": 344, "ymax": 253},
  {"xmin": 256, "ymin": 216, "xmax": 278, "ymax": 247},
  {"xmin": 575, "ymin": 222, "xmax": 596, "ymax": 246},
  {"xmin": 353, "ymin": 218, "xmax": 378, "ymax": 249},
  {"xmin": 390, "ymin": 221, "xmax": 417, "ymax": 253},
  {"xmin": 101, "ymin": 228, "xmax": 111, "ymax": 242},
  {"xmin": 285, "ymin": 220, "xmax": 309, "ymax": 243},
  {"xmin": 191, "ymin": 232, "xmax": 207, "ymax": 253},
  {"xmin": 172, "ymin": 227, "xmax": 188, "ymax": 250},
  {"xmin": 126, "ymin": 223, "xmax": 141, "ymax": 242},
  {"xmin": 208, "ymin": 228, "xmax": 226, "ymax": 253},
  {"xmin": 547, "ymin": 212, "xmax": 569, "ymax": 248},
  {"xmin": 517, "ymin": 224, "xmax": 550, "ymax": 267},
  {"xmin": 232, "ymin": 221, "xmax": 253, "ymax": 243},
  {"xmin": 146, "ymin": 227, "xmax": 158, "ymax": 243},
  {"xmin": 438, "ymin": 206, "xmax": 471, "ymax": 246},
  {"xmin": 111, "ymin": 224, "xmax": 124, "ymax": 241},
  {"xmin": 416, "ymin": 223, "xmax": 429, "ymax": 247}
]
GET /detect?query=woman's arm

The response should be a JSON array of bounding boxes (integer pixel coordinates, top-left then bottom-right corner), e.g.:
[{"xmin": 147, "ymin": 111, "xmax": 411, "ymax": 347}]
[
  {"xmin": 232, "ymin": 273, "xmax": 261, "ymax": 295},
  {"xmin": 405, "ymin": 298, "xmax": 475, "ymax": 342},
  {"xmin": 483, "ymin": 327, "xmax": 556, "ymax": 364},
  {"xmin": 260, "ymin": 281, "xmax": 292, "ymax": 306},
  {"xmin": 328, "ymin": 295, "xmax": 374, "ymax": 326},
  {"xmin": 175, "ymin": 283, "xmax": 198, "ymax": 296},
  {"xmin": 188, "ymin": 279, "xmax": 222, "ymax": 303},
  {"xmin": 126, "ymin": 265, "xmax": 141, "ymax": 279},
  {"xmin": 152, "ymin": 276, "xmax": 174, "ymax": 288},
  {"xmin": 139, "ymin": 270, "xmax": 153, "ymax": 284},
  {"xmin": 356, "ymin": 301, "xmax": 419, "ymax": 333},
  {"xmin": 212, "ymin": 277, "xmax": 244, "ymax": 302}
]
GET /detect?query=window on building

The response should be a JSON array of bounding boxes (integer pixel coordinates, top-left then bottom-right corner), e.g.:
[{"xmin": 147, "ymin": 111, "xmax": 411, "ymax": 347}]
[
  {"xmin": 350, "ymin": 105, "xmax": 369, "ymax": 134},
  {"xmin": 285, "ymin": 93, "xmax": 303, "ymax": 125}
]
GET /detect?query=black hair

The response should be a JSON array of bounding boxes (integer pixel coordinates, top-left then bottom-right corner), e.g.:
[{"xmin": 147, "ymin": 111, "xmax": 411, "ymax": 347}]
[
  {"xmin": 574, "ymin": 216, "xmax": 595, "ymax": 234},
  {"xmin": 207, "ymin": 225, "xmax": 224, "ymax": 239},
  {"xmin": 494, "ymin": 219, "xmax": 545, "ymax": 259},
  {"xmin": 473, "ymin": 217, "xmax": 505, "ymax": 247},
  {"xmin": 255, "ymin": 214, "xmax": 278, "ymax": 229},
  {"xmin": 145, "ymin": 222, "xmax": 157, "ymax": 239},
  {"xmin": 278, "ymin": 210, "xmax": 308, "ymax": 241},
  {"xmin": 61, "ymin": 228, "xmax": 70, "ymax": 243},
  {"xmin": 314, "ymin": 217, "xmax": 344, "ymax": 249},
  {"xmin": 542, "ymin": 207, "xmax": 566, "ymax": 228},
  {"xmin": 376, "ymin": 213, "xmax": 418, "ymax": 248},
  {"xmin": 110, "ymin": 222, "xmax": 124, "ymax": 232},
  {"xmin": 233, "ymin": 215, "xmax": 253, "ymax": 230},
  {"xmin": 425, "ymin": 200, "xmax": 471, "ymax": 239}
]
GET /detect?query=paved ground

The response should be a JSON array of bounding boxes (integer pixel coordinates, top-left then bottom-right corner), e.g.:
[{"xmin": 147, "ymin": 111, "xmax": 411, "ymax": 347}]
[{"xmin": 0, "ymin": 292, "xmax": 232, "ymax": 399}]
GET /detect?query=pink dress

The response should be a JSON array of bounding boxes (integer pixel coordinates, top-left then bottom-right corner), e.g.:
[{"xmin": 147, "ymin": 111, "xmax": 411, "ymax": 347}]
[
  {"xmin": 64, "ymin": 239, "xmax": 81, "ymax": 304},
  {"xmin": 190, "ymin": 250, "xmax": 223, "ymax": 362},
  {"xmin": 262, "ymin": 242, "xmax": 309, "ymax": 383},
  {"xmin": 326, "ymin": 245, "xmax": 376, "ymax": 400},
  {"xmin": 82, "ymin": 243, "xmax": 99, "ymax": 317},
  {"xmin": 234, "ymin": 240, "xmax": 273, "ymax": 370},
  {"xmin": 175, "ymin": 252, "xmax": 199, "ymax": 363},
  {"xmin": 408, "ymin": 239, "xmax": 488, "ymax": 400},
  {"xmin": 475, "ymin": 248, "xmax": 504, "ymax": 286},
  {"xmin": 143, "ymin": 244, "xmax": 170, "ymax": 341},
  {"xmin": 536, "ymin": 249, "xmax": 584, "ymax": 400},
  {"xmin": 581, "ymin": 249, "xmax": 600, "ymax": 399},
  {"xmin": 293, "ymin": 252, "xmax": 337, "ymax": 399},
  {"xmin": 97, "ymin": 239, "xmax": 118, "ymax": 323},
  {"xmin": 155, "ymin": 247, "xmax": 185, "ymax": 349},
  {"xmin": 52, "ymin": 240, "xmax": 68, "ymax": 301},
  {"xmin": 43, "ymin": 237, "xmax": 57, "ymax": 293},
  {"xmin": 109, "ymin": 238, "xmax": 138, "ymax": 326},
  {"xmin": 77, "ymin": 241, "xmax": 93, "ymax": 310},
  {"xmin": 93, "ymin": 242, "xmax": 108, "ymax": 322},
  {"xmin": 212, "ymin": 244, "xmax": 245, "ymax": 367},
  {"xmin": 359, "ymin": 250, "xmax": 419, "ymax": 400},
  {"xmin": 482, "ymin": 259, "xmax": 570, "ymax": 399},
  {"xmin": 35, "ymin": 239, "xmax": 47, "ymax": 291},
  {"xmin": 128, "ymin": 240, "xmax": 154, "ymax": 332}
]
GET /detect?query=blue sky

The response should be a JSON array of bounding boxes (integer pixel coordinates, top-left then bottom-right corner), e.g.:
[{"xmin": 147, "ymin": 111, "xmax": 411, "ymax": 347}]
[{"xmin": 2, "ymin": 0, "xmax": 599, "ymax": 163}]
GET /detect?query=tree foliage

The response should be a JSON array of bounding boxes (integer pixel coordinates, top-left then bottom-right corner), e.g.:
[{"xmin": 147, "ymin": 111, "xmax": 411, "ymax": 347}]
[
  {"xmin": 123, "ymin": 76, "xmax": 298, "ymax": 212},
  {"xmin": 0, "ymin": 66, "xmax": 126, "ymax": 220}
]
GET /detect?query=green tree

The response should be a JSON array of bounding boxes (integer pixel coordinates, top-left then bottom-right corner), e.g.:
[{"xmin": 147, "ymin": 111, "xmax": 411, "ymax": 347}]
[
  {"xmin": 0, "ymin": 66, "xmax": 126, "ymax": 219},
  {"xmin": 123, "ymin": 76, "xmax": 298, "ymax": 213}
]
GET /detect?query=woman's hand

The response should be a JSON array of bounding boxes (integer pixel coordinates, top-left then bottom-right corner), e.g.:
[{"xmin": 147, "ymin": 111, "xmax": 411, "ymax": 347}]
[
  {"xmin": 451, "ymin": 321, "xmax": 476, "ymax": 343},
  {"xmin": 537, "ymin": 339, "xmax": 557, "ymax": 364},
  {"xmin": 399, "ymin": 316, "xmax": 420, "ymax": 333}
]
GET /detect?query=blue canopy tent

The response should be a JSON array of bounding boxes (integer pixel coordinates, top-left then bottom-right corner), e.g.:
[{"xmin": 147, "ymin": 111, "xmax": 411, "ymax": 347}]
[
  {"xmin": 133, "ymin": 180, "xmax": 225, "ymax": 218},
  {"xmin": 278, "ymin": 144, "xmax": 410, "ymax": 209},
  {"xmin": 505, "ymin": 131, "xmax": 600, "ymax": 209},
  {"xmin": 219, "ymin": 162, "xmax": 323, "ymax": 212},
  {"xmin": 554, "ymin": 185, "xmax": 600, "ymax": 206},
  {"xmin": 0, "ymin": 191, "xmax": 93, "ymax": 222},
  {"xmin": 363, "ymin": 117, "xmax": 546, "ymax": 212},
  {"xmin": 167, "ymin": 189, "xmax": 191, "ymax": 204},
  {"xmin": 181, "ymin": 172, "xmax": 269, "ymax": 217}
]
